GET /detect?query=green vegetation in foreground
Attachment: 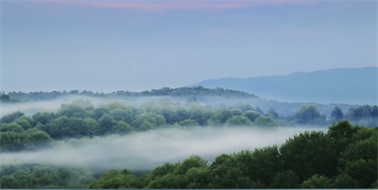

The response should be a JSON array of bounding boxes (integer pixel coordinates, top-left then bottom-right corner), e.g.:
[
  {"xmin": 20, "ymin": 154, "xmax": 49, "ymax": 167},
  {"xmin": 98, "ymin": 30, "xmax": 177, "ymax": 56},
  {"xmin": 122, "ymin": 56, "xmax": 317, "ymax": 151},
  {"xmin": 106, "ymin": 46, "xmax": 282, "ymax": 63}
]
[{"xmin": 0, "ymin": 121, "xmax": 377, "ymax": 188}]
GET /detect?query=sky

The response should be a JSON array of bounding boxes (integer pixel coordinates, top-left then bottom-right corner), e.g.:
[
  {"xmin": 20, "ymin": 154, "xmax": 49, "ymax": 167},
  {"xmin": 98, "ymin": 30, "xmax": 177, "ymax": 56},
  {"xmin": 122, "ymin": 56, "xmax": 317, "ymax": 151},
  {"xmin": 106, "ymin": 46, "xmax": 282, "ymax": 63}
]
[{"xmin": 1, "ymin": 0, "xmax": 376, "ymax": 92}]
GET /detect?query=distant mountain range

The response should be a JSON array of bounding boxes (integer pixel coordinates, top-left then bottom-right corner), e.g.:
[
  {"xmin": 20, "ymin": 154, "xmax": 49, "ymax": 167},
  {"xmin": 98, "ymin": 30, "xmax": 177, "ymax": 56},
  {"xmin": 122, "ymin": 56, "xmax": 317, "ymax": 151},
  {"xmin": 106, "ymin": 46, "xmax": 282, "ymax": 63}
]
[{"xmin": 192, "ymin": 67, "xmax": 377, "ymax": 105}]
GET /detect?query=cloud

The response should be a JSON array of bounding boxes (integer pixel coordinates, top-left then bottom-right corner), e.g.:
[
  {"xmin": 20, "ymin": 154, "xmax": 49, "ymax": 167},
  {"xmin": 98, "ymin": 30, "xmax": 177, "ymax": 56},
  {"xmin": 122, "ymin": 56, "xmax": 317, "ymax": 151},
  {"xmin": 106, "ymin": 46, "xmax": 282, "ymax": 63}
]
[{"xmin": 71, "ymin": 0, "xmax": 318, "ymax": 12}]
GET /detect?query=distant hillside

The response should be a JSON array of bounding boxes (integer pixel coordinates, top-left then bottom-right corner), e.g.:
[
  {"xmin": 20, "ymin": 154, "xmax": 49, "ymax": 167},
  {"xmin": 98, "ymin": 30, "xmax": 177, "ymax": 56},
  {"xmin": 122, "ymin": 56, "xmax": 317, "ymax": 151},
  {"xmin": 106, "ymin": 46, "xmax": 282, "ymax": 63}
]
[
  {"xmin": 192, "ymin": 67, "xmax": 378, "ymax": 105},
  {"xmin": 1, "ymin": 86, "xmax": 258, "ymax": 102}
]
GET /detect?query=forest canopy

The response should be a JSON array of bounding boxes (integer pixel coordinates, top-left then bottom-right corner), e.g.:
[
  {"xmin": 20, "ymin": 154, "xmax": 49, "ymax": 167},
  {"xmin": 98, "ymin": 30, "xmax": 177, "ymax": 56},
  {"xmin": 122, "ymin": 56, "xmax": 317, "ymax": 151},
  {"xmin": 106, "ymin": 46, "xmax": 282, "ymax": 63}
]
[
  {"xmin": 0, "ymin": 87, "xmax": 377, "ymax": 188},
  {"xmin": 1, "ymin": 120, "xmax": 376, "ymax": 188}
]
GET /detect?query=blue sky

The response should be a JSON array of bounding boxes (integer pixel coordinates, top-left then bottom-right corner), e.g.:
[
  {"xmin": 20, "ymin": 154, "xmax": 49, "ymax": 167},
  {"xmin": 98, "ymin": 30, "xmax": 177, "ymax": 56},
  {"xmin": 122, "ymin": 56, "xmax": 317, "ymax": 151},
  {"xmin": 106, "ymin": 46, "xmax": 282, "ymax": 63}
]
[{"xmin": 1, "ymin": 0, "xmax": 376, "ymax": 92}]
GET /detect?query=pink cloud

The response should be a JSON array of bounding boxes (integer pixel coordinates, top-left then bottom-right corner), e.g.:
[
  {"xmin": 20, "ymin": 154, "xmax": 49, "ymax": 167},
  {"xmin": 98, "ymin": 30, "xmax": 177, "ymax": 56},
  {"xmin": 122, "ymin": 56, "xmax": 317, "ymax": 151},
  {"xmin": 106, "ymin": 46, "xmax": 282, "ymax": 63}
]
[{"xmin": 72, "ymin": 0, "xmax": 317, "ymax": 12}]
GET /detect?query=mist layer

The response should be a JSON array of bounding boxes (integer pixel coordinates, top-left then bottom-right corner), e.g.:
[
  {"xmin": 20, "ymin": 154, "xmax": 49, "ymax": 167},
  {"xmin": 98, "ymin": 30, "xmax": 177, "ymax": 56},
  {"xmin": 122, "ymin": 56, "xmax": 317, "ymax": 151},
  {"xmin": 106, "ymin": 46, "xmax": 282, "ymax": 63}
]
[{"xmin": 1, "ymin": 127, "xmax": 319, "ymax": 170}]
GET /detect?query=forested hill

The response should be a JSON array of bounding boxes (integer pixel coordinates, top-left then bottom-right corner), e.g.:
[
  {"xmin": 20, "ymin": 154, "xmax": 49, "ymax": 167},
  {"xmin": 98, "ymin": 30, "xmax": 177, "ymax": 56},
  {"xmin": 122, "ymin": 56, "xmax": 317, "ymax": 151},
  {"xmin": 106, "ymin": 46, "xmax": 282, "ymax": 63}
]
[
  {"xmin": 0, "ymin": 86, "xmax": 258, "ymax": 102},
  {"xmin": 192, "ymin": 67, "xmax": 378, "ymax": 105}
]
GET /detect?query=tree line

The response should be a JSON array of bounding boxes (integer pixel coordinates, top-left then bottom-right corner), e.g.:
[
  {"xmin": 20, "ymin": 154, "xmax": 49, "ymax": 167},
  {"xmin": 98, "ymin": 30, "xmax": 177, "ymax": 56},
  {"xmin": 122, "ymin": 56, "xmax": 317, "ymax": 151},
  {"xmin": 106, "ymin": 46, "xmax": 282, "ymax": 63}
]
[
  {"xmin": 1, "ymin": 98, "xmax": 377, "ymax": 152},
  {"xmin": 0, "ymin": 86, "xmax": 257, "ymax": 102},
  {"xmin": 1, "ymin": 120, "xmax": 376, "ymax": 188},
  {"xmin": 90, "ymin": 121, "xmax": 377, "ymax": 188}
]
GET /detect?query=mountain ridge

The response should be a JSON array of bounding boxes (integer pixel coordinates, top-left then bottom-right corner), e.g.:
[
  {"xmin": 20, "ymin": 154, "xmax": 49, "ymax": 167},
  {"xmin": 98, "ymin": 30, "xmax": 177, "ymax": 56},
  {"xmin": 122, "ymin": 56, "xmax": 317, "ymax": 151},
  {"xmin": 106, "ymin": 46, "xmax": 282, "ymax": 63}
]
[{"xmin": 192, "ymin": 67, "xmax": 378, "ymax": 105}]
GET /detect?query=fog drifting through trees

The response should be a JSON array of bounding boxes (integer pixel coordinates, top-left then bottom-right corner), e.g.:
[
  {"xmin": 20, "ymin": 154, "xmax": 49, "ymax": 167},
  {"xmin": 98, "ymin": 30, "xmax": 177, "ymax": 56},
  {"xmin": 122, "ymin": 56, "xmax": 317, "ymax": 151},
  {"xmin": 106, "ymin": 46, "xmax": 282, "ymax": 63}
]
[{"xmin": 1, "ymin": 126, "xmax": 318, "ymax": 170}]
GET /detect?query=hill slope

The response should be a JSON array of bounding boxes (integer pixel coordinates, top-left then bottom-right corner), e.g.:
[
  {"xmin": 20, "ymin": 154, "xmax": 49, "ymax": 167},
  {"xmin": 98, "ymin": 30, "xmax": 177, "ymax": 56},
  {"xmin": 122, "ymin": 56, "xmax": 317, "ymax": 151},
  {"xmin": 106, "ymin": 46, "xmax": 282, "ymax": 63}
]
[{"xmin": 192, "ymin": 67, "xmax": 377, "ymax": 105}]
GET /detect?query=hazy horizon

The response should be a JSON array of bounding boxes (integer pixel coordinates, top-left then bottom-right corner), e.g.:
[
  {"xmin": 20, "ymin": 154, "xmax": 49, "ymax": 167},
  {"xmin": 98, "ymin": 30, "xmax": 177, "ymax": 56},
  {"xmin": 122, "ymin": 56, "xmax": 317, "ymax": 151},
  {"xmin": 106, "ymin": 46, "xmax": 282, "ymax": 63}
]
[{"xmin": 1, "ymin": 0, "xmax": 376, "ymax": 92}]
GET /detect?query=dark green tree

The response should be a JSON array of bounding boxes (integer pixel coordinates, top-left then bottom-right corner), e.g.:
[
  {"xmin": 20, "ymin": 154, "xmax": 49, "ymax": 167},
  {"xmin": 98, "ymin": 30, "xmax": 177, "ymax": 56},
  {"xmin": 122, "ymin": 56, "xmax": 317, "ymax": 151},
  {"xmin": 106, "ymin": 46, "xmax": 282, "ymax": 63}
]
[
  {"xmin": 294, "ymin": 104, "xmax": 326, "ymax": 125},
  {"xmin": 225, "ymin": 116, "xmax": 253, "ymax": 126},
  {"xmin": 98, "ymin": 114, "xmax": 116, "ymax": 135},
  {"xmin": 253, "ymin": 115, "xmax": 277, "ymax": 128},
  {"xmin": 332, "ymin": 173, "xmax": 359, "ymax": 188},
  {"xmin": 243, "ymin": 110, "xmax": 261, "ymax": 122},
  {"xmin": 270, "ymin": 170, "xmax": 300, "ymax": 188},
  {"xmin": 279, "ymin": 131, "xmax": 337, "ymax": 180},
  {"xmin": 331, "ymin": 106, "xmax": 344, "ymax": 121},
  {"xmin": 0, "ymin": 111, "xmax": 25, "ymax": 123},
  {"xmin": 207, "ymin": 108, "xmax": 233, "ymax": 126},
  {"xmin": 0, "ymin": 94, "xmax": 11, "ymax": 102},
  {"xmin": 301, "ymin": 174, "xmax": 332, "ymax": 188}
]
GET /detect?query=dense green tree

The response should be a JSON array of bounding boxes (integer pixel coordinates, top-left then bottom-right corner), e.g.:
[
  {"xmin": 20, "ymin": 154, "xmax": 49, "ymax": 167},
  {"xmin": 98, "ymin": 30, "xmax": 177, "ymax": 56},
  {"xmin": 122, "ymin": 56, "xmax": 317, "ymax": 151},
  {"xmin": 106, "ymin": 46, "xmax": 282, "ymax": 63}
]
[
  {"xmin": 0, "ymin": 175, "xmax": 19, "ymax": 188},
  {"xmin": 208, "ymin": 154, "xmax": 259, "ymax": 188},
  {"xmin": 147, "ymin": 173, "xmax": 188, "ymax": 188},
  {"xmin": 0, "ymin": 122, "xmax": 25, "ymax": 132},
  {"xmin": 89, "ymin": 169, "xmax": 137, "ymax": 189},
  {"xmin": 47, "ymin": 116, "xmax": 98, "ymax": 138},
  {"xmin": 332, "ymin": 173, "xmax": 359, "ymax": 188},
  {"xmin": 149, "ymin": 162, "xmax": 177, "ymax": 180},
  {"xmin": 0, "ymin": 94, "xmax": 11, "ymax": 102},
  {"xmin": 132, "ymin": 112, "xmax": 166, "ymax": 131},
  {"xmin": 243, "ymin": 110, "xmax": 261, "ymax": 122},
  {"xmin": 239, "ymin": 146, "xmax": 284, "ymax": 186},
  {"xmin": 98, "ymin": 114, "xmax": 116, "ymax": 135},
  {"xmin": 58, "ymin": 100, "xmax": 93, "ymax": 118},
  {"xmin": 0, "ymin": 165, "xmax": 95, "ymax": 188},
  {"xmin": 331, "ymin": 106, "xmax": 344, "ymax": 121},
  {"xmin": 102, "ymin": 102, "xmax": 134, "ymax": 123},
  {"xmin": 106, "ymin": 121, "xmax": 133, "ymax": 135},
  {"xmin": 295, "ymin": 104, "xmax": 326, "ymax": 125},
  {"xmin": 178, "ymin": 119, "xmax": 199, "ymax": 127},
  {"xmin": 207, "ymin": 108, "xmax": 233, "ymax": 126},
  {"xmin": 0, "ymin": 131, "xmax": 28, "ymax": 151},
  {"xmin": 231, "ymin": 109, "xmax": 243, "ymax": 116},
  {"xmin": 32, "ymin": 112, "xmax": 55, "ymax": 125},
  {"xmin": 280, "ymin": 131, "xmax": 337, "ymax": 180},
  {"xmin": 301, "ymin": 174, "xmax": 332, "ymax": 188},
  {"xmin": 225, "ymin": 116, "xmax": 253, "ymax": 126},
  {"xmin": 270, "ymin": 170, "xmax": 300, "ymax": 188},
  {"xmin": 24, "ymin": 128, "xmax": 53, "ymax": 149},
  {"xmin": 174, "ymin": 155, "xmax": 208, "ymax": 175},
  {"xmin": 327, "ymin": 120, "xmax": 361, "ymax": 158},
  {"xmin": 187, "ymin": 102, "xmax": 211, "ymax": 126},
  {"xmin": 345, "ymin": 105, "xmax": 378, "ymax": 127},
  {"xmin": 346, "ymin": 105, "xmax": 372, "ymax": 121},
  {"xmin": 0, "ymin": 111, "xmax": 25, "ymax": 123},
  {"xmin": 93, "ymin": 107, "xmax": 111, "ymax": 120},
  {"xmin": 185, "ymin": 167, "xmax": 210, "ymax": 188},
  {"xmin": 253, "ymin": 115, "xmax": 277, "ymax": 128},
  {"xmin": 14, "ymin": 117, "xmax": 32, "ymax": 130},
  {"xmin": 267, "ymin": 108, "xmax": 279, "ymax": 119},
  {"xmin": 338, "ymin": 134, "xmax": 377, "ymax": 188}
]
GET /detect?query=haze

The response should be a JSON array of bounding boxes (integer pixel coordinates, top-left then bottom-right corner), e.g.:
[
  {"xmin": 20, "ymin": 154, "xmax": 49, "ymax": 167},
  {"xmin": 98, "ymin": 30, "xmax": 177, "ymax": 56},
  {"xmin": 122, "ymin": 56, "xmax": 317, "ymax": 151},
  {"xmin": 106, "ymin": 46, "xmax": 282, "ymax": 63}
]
[
  {"xmin": 1, "ymin": 126, "xmax": 321, "ymax": 170},
  {"xmin": 2, "ymin": 0, "xmax": 376, "ymax": 92}
]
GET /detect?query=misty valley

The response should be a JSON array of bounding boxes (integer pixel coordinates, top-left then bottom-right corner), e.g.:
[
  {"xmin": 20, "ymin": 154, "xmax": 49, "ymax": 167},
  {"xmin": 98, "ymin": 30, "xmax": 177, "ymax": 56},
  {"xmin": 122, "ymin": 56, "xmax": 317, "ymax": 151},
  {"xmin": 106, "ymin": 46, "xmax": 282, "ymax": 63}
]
[{"xmin": 0, "ymin": 87, "xmax": 377, "ymax": 188}]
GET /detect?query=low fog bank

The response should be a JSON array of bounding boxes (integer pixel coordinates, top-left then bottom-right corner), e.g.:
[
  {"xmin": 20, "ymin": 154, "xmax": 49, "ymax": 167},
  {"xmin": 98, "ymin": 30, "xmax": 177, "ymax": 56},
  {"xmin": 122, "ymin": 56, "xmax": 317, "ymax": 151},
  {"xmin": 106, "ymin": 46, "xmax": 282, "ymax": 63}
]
[
  {"xmin": 0, "ymin": 95, "xmax": 165, "ymax": 117},
  {"xmin": 0, "ymin": 96, "xmax": 112, "ymax": 118},
  {"xmin": 1, "ymin": 127, "xmax": 324, "ymax": 170},
  {"xmin": 0, "ymin": 94, "xmax": 359, "ymax": 119}
]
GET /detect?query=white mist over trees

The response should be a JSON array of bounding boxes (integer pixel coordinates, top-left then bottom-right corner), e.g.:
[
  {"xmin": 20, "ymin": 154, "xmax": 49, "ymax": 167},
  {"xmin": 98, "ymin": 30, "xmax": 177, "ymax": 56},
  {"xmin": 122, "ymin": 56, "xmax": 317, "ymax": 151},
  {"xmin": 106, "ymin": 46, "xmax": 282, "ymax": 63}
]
[{"xmin": 0, "ymin": 87, "xmax": 377, "ymax": 188}]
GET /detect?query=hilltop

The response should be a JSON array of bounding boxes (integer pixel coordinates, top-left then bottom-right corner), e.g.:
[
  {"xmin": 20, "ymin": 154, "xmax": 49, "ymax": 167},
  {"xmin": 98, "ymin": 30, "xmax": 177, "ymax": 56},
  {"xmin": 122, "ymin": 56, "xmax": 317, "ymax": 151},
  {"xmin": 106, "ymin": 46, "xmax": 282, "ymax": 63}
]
[{"xmin": 192, "ymin": 67, "xmax": 377, "ymax": 105}]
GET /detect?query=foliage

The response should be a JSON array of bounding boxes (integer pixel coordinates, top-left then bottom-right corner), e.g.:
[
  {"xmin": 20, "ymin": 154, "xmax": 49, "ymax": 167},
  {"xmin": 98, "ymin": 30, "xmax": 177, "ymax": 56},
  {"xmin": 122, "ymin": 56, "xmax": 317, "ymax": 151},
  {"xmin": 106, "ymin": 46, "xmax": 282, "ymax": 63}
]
[
  {"xmin": 1, "ymin": 121, "xmax": 377, "ymax": 188},
  {"xmin": 1, "ymin": 88, "xmax": 377, "ymax": 188},
  {"xmin": 331, "ymin": 106, "xmax": 344, "ymax": 121},
  {"xmin": 86, "ymin": 122, "xmax": 376, "ymax": 189},
  {"xmin": 253, "ymin": 115, "xmax": 277, "ymax": 128},
  {"xmin": 0, "ymin": 164, "xmax": 95, "ymax": 188},
  {"xmin": 294, "ymin": 104, "xmax": 326, "ymax": 125},
  {"xmin": 225, "ymin": 116, "xmax": 252, "ymax": 126}
]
